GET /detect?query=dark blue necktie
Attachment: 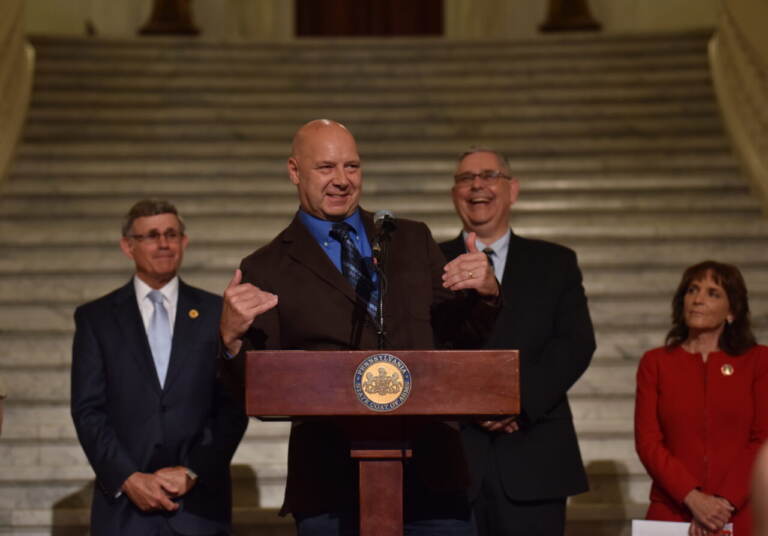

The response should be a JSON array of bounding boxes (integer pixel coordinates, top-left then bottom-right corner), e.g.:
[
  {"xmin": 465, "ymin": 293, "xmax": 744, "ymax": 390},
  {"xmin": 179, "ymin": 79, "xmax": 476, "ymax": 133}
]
[{"xmin": 330, "ymin": 222, "xmax": 378, "ymax": 318}]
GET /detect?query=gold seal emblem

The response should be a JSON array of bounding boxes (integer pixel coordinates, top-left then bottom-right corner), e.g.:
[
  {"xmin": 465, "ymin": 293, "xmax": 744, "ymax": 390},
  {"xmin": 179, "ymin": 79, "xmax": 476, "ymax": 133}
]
[
  {"xmin": 721, "ymin": 363, "xmax": 734, "ymax": 376},
  {"xmin": 188, "ymin": 309, "xmax": 199, "ymax": 319},
  {"xmin": 354, "ymin": 354, "xmax": 411, "ymax": 412}
]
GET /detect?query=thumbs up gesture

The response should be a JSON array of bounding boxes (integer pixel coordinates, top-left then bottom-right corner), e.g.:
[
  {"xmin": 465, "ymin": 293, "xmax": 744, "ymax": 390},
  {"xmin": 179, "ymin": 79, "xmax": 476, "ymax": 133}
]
[
  {"xmin": 442, "ymin": 232, "xmax": 499, "ymax": 297},
  {"xmin": 220, "ymin": 269, "xmax": 278, "ymax": 355}
]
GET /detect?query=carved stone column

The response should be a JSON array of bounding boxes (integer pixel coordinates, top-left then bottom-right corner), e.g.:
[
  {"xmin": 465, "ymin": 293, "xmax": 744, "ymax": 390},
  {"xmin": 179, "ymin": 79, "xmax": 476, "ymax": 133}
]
[
  {"xmin": 139, "ymin": 0, "xmax": 199, "ymax": 35},
  {"xmin": 540, "ymin": 0, "xmax": 601, "ymax": 32}
]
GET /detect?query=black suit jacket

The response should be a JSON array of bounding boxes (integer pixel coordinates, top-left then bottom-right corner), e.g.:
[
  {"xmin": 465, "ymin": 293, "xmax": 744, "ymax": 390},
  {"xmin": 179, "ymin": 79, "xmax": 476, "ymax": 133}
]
[
  {"xmin": 221, "ymin": 209, "xmax": 499, "ymax": 516},
  {"xmin": 441, "ymin": 232, "xmax": 595, "ymax": 501},
  {"xmin": 71, "ymin": 279, "xmax": 247, "ymax": 535}
]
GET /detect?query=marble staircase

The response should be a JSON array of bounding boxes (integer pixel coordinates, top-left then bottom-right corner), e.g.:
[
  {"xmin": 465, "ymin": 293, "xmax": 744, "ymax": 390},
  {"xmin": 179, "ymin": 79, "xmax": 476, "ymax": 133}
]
[{"xmin": 1, "ymin": 31, "xmax": 767, "ymax": 535}]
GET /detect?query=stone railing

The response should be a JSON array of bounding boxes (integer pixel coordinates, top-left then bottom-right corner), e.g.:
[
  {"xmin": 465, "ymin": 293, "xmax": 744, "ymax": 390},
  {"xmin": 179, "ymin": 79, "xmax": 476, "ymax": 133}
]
[
  {"xmin": 0, "ymin": 0, "xmax": 35, "ymax": 188},
  {"xmin": 709, "ymin": 0, "xmax": 768, "ymax": 211}
]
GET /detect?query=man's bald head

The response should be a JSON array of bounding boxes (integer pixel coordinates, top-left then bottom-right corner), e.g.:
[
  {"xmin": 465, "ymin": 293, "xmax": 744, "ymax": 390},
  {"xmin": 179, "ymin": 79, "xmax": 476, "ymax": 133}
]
[
  {"xmin": 287, "ymin": 119, "xmax": 362, "ymax": 221},
  {"xmin": 291, "ymin": 119, "xmax": 353, "ymax": 158}
]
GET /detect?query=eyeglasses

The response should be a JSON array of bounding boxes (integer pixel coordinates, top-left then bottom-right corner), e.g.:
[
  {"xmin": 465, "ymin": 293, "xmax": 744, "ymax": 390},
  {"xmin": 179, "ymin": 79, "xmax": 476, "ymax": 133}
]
[
  {"xmin": 453, "ymin": 170, "xmax": 510, "ymax": 187},
  {"xmin": 128, "ymin": 230, "xmax": 183, "ymax": 243}
]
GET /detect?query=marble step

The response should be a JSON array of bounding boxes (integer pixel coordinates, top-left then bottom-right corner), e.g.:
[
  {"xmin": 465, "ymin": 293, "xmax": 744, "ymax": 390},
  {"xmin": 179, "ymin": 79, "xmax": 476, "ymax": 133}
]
[
  {"xmin": 0, "ymin": 190, "xmax": 757, "ymax": 219},
  {"xmin": 2, "ymin": 238, "xmax": 768, "ymax": 276},
  {"xmin": 28, "ymin": 32, "xmax": 709, "ymax": 60},
  {"xmin": 8, "ymin": 153, "xmax": 739, "ymax": 178},
  {"xmin": 0, "ymin": 423, "xmax": 647, "ymax": 472},
  {"xmin": 15, "ymin": 136, "xmax": 729, "ymax": 160},
  {"xmin": 0, "ymin": 392, "xmax": 639, "ymax": 443},
  {"xmin": 25, "ymin": 100, "xmax": 720, "ymax": 123},
  {"xmin": 0, "ymin": 326, "xmax": 679, "ymax": 369},
  {"xmin": 1, "ymin": 213, "xmax": 766, "ymax": 248},
  {"xmin": 21, "ymin": 116, "xmax": 724, "ymax": 142},
  {"xmin": 0, "ymin": 504, "xmax": 648, "ymax": 536},
  {"xmin": 28, "ymin": 84, "xmax": 717, "ymax": 109},
  {"xmin": 5, "ymin": 326, "xmax": 762, "ymax": 380},
  {"xmin": 32, "ymin": 68, "xmax": 712, "ymax": 95},
  {"xmin": 0, "ymin": 463, "xmax": 281, "ymax": 511},
  {"xmin": 33, "ymin": 54, "xmax": 707, "ymax": 79},
  {"xmin": 2, "ymin": 265, "xmax": 768, "ymax": 302},
  {"xmin": 3, "ymin": 171, "xmax": 746, "ymax": 197},
  {"xmin": 0, "ymin": 431, "xmax": 647, "ymax": 487},
  {"xmin": 0, "ymin": 361, "xmax": 693, "ymax": 406}
]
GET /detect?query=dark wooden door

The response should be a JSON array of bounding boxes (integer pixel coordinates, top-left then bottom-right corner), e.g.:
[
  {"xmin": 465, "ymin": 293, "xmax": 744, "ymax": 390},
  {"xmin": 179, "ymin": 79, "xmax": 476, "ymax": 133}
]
[{"xmin": 296, "ymin": 0, "xmax": 443, "ymax": 36}]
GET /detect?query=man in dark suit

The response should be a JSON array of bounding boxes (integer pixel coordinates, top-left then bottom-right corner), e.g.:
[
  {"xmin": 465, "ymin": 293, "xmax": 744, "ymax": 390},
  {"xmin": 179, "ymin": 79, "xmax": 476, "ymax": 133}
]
[
  {"xmin": 440, "ymin": 149, "xmax": 596, "ymax": 536},
  {"xmin": 219, "ymin": 119, "xmax": 500, "ymax": 535},
  {"xmin": 71, "ymin": 199, "xmax": 247, "ymax": 536}
]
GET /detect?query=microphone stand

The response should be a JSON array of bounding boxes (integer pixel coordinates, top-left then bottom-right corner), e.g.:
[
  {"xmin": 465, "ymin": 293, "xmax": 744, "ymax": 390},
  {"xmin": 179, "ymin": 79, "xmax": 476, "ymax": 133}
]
[
  {"xmin": 374, "ymin": 262, "xmax": 387, "ymax": 350},
  {"xmin": 372, "ymin": 237, "xmax": 390, "ymax": 350}
]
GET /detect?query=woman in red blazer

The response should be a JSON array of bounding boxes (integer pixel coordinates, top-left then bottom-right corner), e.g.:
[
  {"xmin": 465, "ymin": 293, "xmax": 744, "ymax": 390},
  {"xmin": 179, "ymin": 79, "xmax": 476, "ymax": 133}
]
[{"xmin": 635, "ymin": 260, "xmax": 768, "ymax": 536}]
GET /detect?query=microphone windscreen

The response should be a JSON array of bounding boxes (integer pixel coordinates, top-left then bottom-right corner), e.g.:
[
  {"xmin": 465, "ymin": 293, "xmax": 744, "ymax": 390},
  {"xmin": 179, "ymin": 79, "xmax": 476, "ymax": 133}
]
[{"xmin": 374, "ymin": 210, "xmax": 395, "ymax": 225}]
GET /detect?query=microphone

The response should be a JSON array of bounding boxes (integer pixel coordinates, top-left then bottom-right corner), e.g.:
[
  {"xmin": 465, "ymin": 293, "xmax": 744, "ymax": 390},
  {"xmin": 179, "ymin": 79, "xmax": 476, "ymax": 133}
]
[
  {"xmin": 372, "ymin": 210, "xmax": 396, "ymax": 264},
  {"xmin": 374, "ymin": 210, "xmax": 396, "ymax": 233}
]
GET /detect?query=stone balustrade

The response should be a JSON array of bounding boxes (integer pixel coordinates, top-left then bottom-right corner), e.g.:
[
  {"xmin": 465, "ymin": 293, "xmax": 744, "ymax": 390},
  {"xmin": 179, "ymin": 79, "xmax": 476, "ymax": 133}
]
[
  {"xmin": 0, "ymin": 0, "xmax": 35, "ymax": 189},
  {"xmin": 709, "ymin": 0, "xmax": 768, "ymax": 212}
]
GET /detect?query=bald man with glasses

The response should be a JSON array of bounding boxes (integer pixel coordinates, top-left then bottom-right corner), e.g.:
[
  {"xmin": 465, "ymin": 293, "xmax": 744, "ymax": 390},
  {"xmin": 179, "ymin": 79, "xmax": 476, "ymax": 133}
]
[{"xmin": 440, "ymin": 149, "xmax": 596, "ymax": 536}]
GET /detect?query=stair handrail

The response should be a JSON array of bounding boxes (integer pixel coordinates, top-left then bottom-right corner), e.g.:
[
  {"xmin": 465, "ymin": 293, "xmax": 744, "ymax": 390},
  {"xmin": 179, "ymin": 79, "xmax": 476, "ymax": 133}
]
[
  {"xmin": 0, "ymin": 0, "xmax": 35, "ymax": 190},
  {"xmin": 709, "ymin": 0, "xmax": 768, "ymax": 213}
]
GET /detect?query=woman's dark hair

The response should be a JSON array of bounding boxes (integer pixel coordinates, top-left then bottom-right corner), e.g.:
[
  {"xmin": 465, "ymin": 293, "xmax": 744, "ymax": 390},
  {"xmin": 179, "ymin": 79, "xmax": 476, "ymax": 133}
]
[{"xmin": 666, "ymin": 260, "xmax": 756, "ymax": 355}]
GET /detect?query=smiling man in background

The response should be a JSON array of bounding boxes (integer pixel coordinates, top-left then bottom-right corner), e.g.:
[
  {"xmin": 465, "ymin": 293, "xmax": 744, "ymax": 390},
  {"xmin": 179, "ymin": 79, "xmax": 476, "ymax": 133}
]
[{"xmin": 441, "ymin": 148, "xmax": 595, "ymax": 536}]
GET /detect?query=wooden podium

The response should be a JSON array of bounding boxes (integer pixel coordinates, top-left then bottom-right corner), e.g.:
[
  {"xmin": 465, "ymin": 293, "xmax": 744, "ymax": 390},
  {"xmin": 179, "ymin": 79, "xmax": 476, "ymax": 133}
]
[{"xmin": 245, "ymin": 349, "xmax": 519, "ymax": 536}]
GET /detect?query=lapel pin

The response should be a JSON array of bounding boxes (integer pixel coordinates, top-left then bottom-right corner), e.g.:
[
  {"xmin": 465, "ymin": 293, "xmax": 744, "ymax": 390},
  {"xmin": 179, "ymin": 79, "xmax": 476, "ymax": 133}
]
[
  {"xmin": 188, "ymin": 309, "xmax": 199, "ymax": 319},
  {"xmin": 721, "ymin": 363, "xmax": 734, "ymax": 376}
]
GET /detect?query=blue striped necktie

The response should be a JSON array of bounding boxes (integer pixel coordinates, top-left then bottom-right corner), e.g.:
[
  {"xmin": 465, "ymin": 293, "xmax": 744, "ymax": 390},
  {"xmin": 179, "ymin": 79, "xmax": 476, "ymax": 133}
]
[
  {"xmin": 147, "ymin": 290, "xmax": 171, "ymax": 387},
  {"xmin": 330, "ymin": 222, "xmax": 378, "ymax": 318}
]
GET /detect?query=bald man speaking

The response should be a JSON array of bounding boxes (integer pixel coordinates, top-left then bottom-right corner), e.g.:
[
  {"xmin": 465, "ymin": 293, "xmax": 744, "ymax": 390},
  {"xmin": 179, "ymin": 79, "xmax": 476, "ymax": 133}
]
[{"xmin": 220, "ymin": 120, "xmax": 500, "ymax": 535}]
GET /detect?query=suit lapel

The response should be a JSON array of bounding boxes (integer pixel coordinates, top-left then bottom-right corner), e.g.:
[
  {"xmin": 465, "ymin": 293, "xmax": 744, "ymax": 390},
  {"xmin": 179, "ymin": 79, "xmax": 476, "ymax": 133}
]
[
  {"xmin": 112, "ymin": 280, "xmax": 163, "ymax": 394},
  {"xmin": 163, "ymin": 280, "xmax": 198, "ymax": 393},
  {"xmin": 282, "ymin": 213, "xmax": 359, "ymax": 305},
  {"xmin": 501, "ymin": 232, "xmax": 528, "ymax": 296},
  {"xmin": 442, "ymin": 234, "xmax": 466, "ymax": 261}
]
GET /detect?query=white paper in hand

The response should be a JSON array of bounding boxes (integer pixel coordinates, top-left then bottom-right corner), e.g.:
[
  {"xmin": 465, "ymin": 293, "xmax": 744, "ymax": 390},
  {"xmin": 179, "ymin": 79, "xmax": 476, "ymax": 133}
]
[{"xmin": 632, "ymin": 520, "xmax": 733, "ymax": 536}]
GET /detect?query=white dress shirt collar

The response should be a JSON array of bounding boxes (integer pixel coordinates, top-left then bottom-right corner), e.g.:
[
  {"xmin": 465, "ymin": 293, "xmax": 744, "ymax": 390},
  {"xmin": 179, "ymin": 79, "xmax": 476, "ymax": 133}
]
[
  {"xmin": 133, "ymin": 275, "xmax": 179, "ymax": 335},
  {"xmin": 461, "ymin": 230, "xmax": 511, "ymax": 283}
]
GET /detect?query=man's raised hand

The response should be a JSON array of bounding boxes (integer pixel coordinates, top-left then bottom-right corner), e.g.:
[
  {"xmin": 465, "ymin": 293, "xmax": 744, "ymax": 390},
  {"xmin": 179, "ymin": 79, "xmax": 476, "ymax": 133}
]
[
  {"xmin": 442, "ymin": 232, "xmax": 499, "ymax": 297},
  {"xmin": 220, "ymin": 269, "xmax": 278, "ymax": 355}
]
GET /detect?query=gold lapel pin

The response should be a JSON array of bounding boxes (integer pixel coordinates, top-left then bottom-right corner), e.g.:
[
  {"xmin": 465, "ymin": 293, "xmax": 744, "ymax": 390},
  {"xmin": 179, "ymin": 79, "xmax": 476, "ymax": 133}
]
[
  {"xmin": 721, "ymin": 363, "xmax": 734, "ymax": 376},
  {"xmin": 188, "ymin": 309, "xmax": 199, "ymax": 319}
]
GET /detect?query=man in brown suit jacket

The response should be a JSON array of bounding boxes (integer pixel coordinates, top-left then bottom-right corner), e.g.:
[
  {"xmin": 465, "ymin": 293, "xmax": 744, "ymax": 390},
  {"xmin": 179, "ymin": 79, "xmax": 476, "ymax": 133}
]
[{"xmin": 219, "ymin": 119, "xmax": 500, "ymax": 536}]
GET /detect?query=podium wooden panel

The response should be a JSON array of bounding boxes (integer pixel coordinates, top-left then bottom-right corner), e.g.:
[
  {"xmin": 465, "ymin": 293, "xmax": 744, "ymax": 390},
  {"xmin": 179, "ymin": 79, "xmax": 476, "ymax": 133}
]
[{"xmin": 245, "ymin": 349, "xmax": 519, "ymax": 536}]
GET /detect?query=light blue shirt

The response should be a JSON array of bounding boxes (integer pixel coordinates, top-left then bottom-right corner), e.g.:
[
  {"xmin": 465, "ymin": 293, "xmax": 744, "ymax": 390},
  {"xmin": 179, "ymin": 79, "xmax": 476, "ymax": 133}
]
[{"xmin": 462, "ymin": 230, "xmax": 511, "ymax": 283}]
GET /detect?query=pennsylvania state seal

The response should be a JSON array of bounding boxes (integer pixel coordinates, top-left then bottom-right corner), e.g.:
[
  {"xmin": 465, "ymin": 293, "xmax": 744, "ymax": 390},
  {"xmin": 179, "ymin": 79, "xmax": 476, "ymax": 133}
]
[{"xmin": 354, "ymin": 353, "xmax": 411, "ymax": 412}]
